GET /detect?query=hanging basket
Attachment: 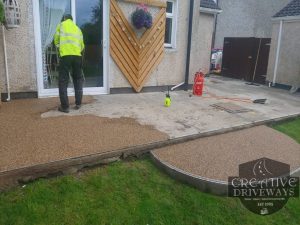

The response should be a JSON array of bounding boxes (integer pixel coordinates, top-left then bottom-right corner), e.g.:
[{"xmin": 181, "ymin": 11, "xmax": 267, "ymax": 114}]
[
  {"xmin": 131, "ymin": 4, "xmax": 153, "ymax": 30},
  {"xmin": 3, "ymin": 0, "xmax": 21, "ymax": 29}
]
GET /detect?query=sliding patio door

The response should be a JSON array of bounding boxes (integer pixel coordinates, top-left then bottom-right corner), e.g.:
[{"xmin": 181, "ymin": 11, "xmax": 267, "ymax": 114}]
[{"xmin": 33, "ymin": 0, "xmax": 109, "ymax": 97}]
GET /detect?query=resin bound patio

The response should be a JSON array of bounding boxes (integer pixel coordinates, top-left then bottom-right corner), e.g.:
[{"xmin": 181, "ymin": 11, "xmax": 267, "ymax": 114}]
[
  {"xmin": 151, "ymin": 125, "xmax": 300, "ymax": 195},
  {"xmin": 0, "ymin": 76, "xmax": 300, "ymax": 187}
]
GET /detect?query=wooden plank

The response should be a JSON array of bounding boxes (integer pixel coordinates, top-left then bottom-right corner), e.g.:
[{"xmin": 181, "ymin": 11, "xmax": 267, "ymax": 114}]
[
  {"xmin": 110, "ymin": 39, "xmax": 139, "ymax": 88},
  {"xmin": 139, "ymin": 8, "xmax": 166, "ymax": 44},
  {"xmin": 139, "ymin": 21, "xmax": 165, "ymax": 60},
  {"xmin": 138, "ymin": 48, "xmax": 164, "ymax": 90},
  {"xmin": 139, "ymin": 28, "xmax": 165, "ymax": 73},
  {"xmin": 111, "ymin": 32, "xmax": 138, "ymax": 77},
  {"xmin": 139, "ymin": 43, "xmax": 164, "ymax": 83},
  {"xmin": 140, "ymin": 32, "xmax": 165, "ymax": 77},
  {"xmin": 139, "ymin": 36, "xmax": 164, "ymax": 77},
  {"xmin": 110, "ymin": 0, "xmax": 166, "ymax": 92},
  {"xmin": 111, "ymin": 17, "xmax": 139, "ymax": 63},
  {"xmin": 111, "ymin": 48, "xmax": 139, "ymax": 90},
  {"xmin": 139, "ymin": 17, "xmax": 165, "ymax": 59},
  {"xmin": 111, "ymin": 19, "xmax": 139, "ymax": 68},
  {"xmin": 110, "ymin": 38, "xmax": 138, "ymax": 86},
  {"xmin": 111, "ymin": 0, "xmax": 139, "ymax": 45},
  {"xmin": 123, "ymin": 0, "xmax": 167, "ymax": 8},
  {"xmin": 139, "ymin": 21, "xmax": 165, "ymax": 62},
  {"xmin": 110, "ymin": 31, "xmax": 138, "ymax": 72}
]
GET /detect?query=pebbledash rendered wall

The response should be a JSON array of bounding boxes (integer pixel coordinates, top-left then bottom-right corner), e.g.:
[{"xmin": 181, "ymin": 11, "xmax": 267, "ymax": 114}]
[
  {"xmin": 0, "ymin": 0, "xmax": 214, "ymax": 95},
  {"xmin": 110, "ymin": 0, "xmax": 215, "ymax": 89},
  {"xmin": 0, "ymin": 0, "xmax": 36, "ymax": 94},
  {"xmin": 267, "ymin": 20, "xmax": 300, "ymax": 87},
  {"xmin": 214, "ymin": 0, "xmax": 290, "ymax": 49}
]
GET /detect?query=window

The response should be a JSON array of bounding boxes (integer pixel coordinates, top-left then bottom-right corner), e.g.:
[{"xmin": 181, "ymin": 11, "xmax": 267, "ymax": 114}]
[{"xmin": 165, "ymin": 0, "xmax": 177, "ymax": 49}]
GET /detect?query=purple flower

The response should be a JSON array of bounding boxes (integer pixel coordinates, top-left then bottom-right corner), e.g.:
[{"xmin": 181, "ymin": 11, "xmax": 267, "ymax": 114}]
[
  {"xmin": 144, "ymin": 11, "xmax": 153, "ymax": 29},
  {"xmin": 132, "ymin": 4, "xmax": 153, "ymax": 30},
  {"xmin": 132, "ymin": 8, "xmax": 146, "ymax": 29}
]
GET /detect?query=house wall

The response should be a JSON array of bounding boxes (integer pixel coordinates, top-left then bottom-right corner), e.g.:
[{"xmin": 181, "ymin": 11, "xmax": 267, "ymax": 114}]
[
  {"xmin": 214, "ymin": 0, "xmax": 291, "ymax": 49},
  {"xmin": 0, "ymin": 0, "xmax": 214, "ymax": 95},
  {"xmin": 110, "ymin": 0, "xmax": 215, "ymax": 89},
  {"xmin": 0, "ymin": 0, "xmax": 36, "ymax": 94},
  {"xmin": 190, "ymin": 11, "xmax": 214, "ymax": 83},
  {"xmin": 266, "ymin": 20, "xmax": 300, "ymax": 87}
]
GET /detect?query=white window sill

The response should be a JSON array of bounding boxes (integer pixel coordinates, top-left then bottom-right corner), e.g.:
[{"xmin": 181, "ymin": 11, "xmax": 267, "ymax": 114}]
[{"xmin": 165, "ymin": 47, "xmax": 178, "ymax": 53}]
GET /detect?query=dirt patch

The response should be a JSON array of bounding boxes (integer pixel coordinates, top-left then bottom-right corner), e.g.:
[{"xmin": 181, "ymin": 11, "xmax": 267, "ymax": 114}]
[
  {"xmin": 153, "ymin": 126, "xmax": 300, "ymax": 181},
  {"xmin": 0, "ymin": 97, "xmax": 168, "ymax": 172}
]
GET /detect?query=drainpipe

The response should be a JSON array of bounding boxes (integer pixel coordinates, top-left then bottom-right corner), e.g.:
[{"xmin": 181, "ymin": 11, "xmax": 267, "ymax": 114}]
[
  {"xmin": 2, "ymin": 25, "xmax": 11, "ymax": 101},
  {"xmin": 184, "ymin": 0, "xmax": 194, "ymax": 91},
  {"xmin": 211, "ymin": 13, "xmax": 217, "ymax": 49},
  {"xmin": 211, "ymin": 0, "xmax": 219, "ymax": 48},
  {"xmin": 272, "ymin": 20, "xmax": 283, "ymax": 87}
]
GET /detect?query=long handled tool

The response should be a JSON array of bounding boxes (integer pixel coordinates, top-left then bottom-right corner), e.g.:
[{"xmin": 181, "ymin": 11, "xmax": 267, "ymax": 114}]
[
  {"xmin": 246, "ymin": 38, "xmax": 262, "ymax": 86},
  {"xmin": 2, "ymin": 25, "xmax": 11, "ymax": 102}
]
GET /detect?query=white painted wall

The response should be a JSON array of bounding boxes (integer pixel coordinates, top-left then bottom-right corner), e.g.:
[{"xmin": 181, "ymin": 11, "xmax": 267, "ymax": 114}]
[{"xmin": 267, "ymin": 20, "xmax": 300, "ymax": 87}]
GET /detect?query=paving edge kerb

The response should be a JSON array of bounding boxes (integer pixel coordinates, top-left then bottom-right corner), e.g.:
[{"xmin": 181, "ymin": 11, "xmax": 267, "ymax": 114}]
[
  {"xmin": 1, "ymin": 113, "xmax": 300, "ymax": 191},
  {"xmin": 150, "ymin": 152, "xmax": 300, "ymax": 196},
  {"xmin": 150, "ymin": 152, "xmax": 228, "ymax": 195}
]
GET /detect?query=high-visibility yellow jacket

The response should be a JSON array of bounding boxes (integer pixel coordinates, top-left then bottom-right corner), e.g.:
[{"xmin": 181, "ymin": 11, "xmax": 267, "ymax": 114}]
[{"xmin": 54, "ymin": 19, "xmax": 84, "ymax": 57}]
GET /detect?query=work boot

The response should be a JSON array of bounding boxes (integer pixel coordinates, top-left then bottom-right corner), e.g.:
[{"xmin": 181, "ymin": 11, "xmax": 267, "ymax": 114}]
[
  {"xmin": 74, "ymin": 105, "xmax": 81, "ymax": 110},
  {"xmin": 58, "ymin": 106, "xmax": 70, "ymax": 113}
]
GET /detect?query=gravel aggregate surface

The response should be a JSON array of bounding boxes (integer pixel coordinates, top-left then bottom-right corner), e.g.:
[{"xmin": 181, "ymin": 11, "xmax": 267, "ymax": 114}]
[
  {"xmin": 153, "ymin": 126, "xmax": 300, "ymax": 181},
  {"xmin": 0, "ymin": 97, "xmax": 168, "ymax": 172}
]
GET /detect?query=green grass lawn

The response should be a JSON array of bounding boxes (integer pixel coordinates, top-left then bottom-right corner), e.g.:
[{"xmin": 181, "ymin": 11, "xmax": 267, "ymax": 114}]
[
  {"xmin": 0, "ymin": 119, "xmax": 299, "ymax": 225},
  {"xmin": 273, "ymin": 118, "xmax": 300, "ymax": 143}
]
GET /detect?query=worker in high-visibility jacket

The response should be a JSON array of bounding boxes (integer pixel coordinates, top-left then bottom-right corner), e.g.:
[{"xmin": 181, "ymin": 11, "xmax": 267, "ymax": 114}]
[{"xmin": 54, "ymin": 14, "xmax": 85, "ymax": 113}]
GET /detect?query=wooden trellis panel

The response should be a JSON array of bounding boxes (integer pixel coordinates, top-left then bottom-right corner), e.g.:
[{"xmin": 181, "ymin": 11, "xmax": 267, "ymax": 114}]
[
  {"xmin": 110, "ymin": 0, "xmax": 166, "ymax": 92},
  {"xmin": 123, "ymin": 0, "xmax": 167, "ymax": 8}
]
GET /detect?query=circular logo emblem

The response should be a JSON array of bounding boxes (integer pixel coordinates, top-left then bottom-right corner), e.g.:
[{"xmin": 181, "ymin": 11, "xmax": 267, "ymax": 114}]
[{"xmin": 228, "ymin": 158, "xmax": 299, "ymax": 215}]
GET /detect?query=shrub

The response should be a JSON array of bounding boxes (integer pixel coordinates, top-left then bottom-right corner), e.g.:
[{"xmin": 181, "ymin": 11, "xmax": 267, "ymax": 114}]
[{"xmin": 0, "ymin": 1, "xmax": 5, "ymax": 24}]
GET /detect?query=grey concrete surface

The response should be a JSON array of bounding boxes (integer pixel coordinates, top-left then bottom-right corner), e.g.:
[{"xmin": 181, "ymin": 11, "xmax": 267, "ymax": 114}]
[{"xmin": 42, "ymin": 75, "xmax": 300, "ymax": 139}]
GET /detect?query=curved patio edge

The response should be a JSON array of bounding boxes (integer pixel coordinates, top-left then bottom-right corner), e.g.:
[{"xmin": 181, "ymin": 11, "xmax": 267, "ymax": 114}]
[
  {"xmin": 150, "ymin": 151, "xmax": 229, "ymax": 196},
  {"xmin": 291, "ymin": 168, "xmax": 300, "ymax": 177},
  {"xmin": 150, "ymin": 152, "xmax": 300, "ymax": 197}
]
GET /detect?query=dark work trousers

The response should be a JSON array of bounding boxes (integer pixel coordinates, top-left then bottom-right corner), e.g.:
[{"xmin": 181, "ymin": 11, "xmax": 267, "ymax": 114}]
[{"xmin": 59, "ymin": 56, "xmax": 83, "ymax": 109}]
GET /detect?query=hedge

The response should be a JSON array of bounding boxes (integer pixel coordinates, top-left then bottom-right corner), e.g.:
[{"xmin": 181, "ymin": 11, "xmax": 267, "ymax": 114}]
[{"xmin": 0, "ymin": 1, "xmax": 5, "ymax": 24}]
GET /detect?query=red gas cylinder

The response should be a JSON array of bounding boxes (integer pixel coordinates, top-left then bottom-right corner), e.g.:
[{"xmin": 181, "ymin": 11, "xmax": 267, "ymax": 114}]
[{"xmin": 193, "ymin": 71, "xmax": 205, "ymax": 96}]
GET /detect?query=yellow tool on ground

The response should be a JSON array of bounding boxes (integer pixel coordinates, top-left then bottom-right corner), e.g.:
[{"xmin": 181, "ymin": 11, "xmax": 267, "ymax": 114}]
[{"xmin": 165, "ymin": 86, "xmax": 171, "ymax": 107}]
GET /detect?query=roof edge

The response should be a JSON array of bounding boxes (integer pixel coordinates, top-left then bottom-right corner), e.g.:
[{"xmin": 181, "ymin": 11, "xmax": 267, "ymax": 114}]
[
  {"xmin": 272, "ymin": 15, "xmax": 300, "ymax": 22},
  {"xmin": 200, "ymin": 7, "xmax": 222, "ymax": 14}
]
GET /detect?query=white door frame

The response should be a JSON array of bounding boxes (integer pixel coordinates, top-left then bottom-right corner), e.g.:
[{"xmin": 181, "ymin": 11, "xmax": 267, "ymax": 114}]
[{"xmin": 32, "ymin": 0, "xmax": 110, "ymax": 98}]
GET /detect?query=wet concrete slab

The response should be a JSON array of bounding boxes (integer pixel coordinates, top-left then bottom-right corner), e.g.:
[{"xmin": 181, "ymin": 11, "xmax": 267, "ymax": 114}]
[{"xmin": 42, "ymin": 76, "xmax": 300, "ymax": 139}]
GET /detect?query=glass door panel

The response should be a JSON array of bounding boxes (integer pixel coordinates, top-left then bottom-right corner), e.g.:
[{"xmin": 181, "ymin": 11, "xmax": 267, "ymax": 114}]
[
  {"xmin": 39, "ymin": 0, "xmax": 71, "ymax": 89},
  {"xmin": 39, "ymin": 0, "xmax": 103, "ymax": 90},
  {"xmin": 76, "ymin": 0, "xmax": 103, "ymax": 88}
]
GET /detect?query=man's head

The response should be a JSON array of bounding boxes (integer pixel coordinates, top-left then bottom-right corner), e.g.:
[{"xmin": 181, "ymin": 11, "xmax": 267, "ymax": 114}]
[{"xmin": 62, "ymin": 14, "xmax": 73, "ymax": 22}]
